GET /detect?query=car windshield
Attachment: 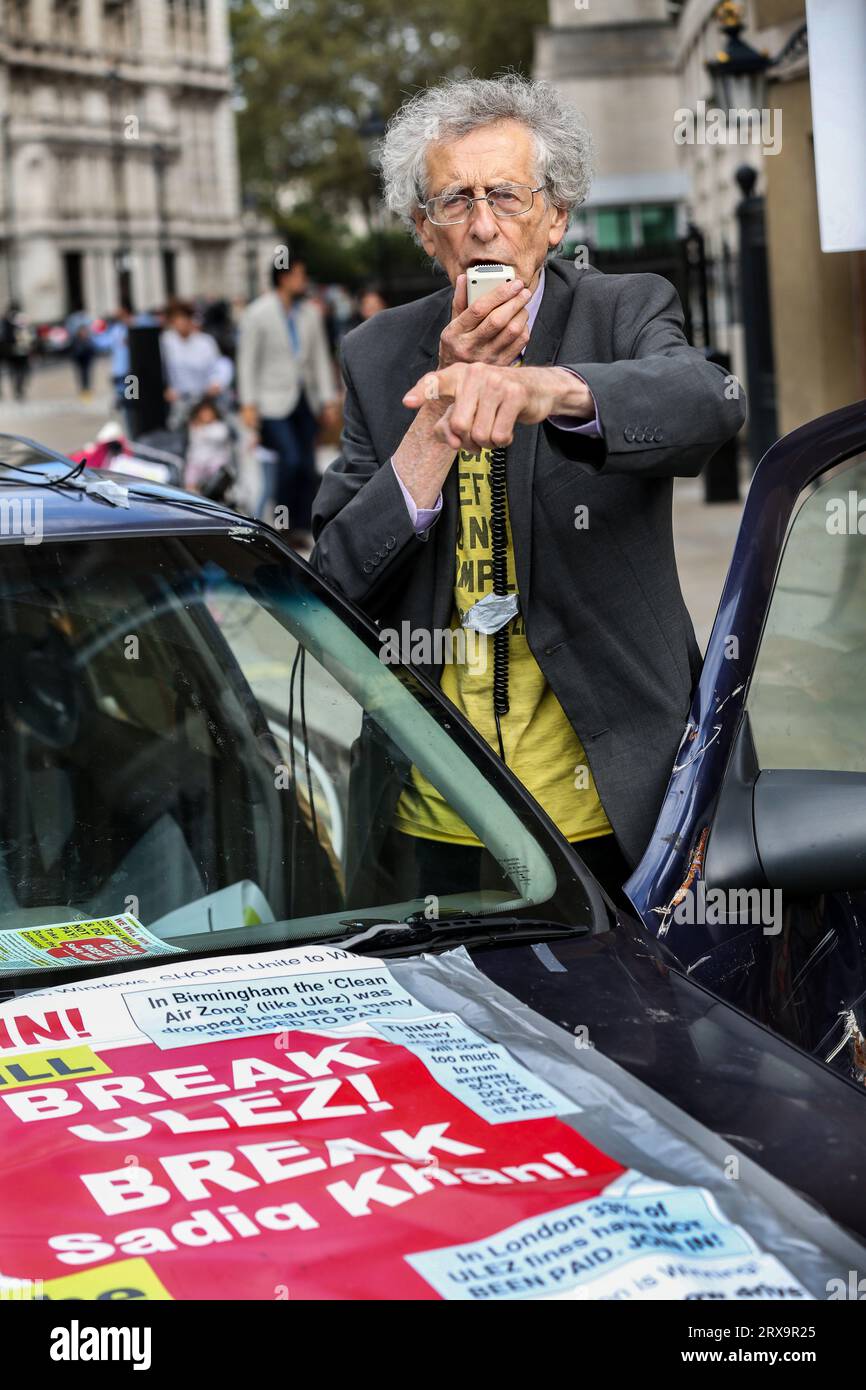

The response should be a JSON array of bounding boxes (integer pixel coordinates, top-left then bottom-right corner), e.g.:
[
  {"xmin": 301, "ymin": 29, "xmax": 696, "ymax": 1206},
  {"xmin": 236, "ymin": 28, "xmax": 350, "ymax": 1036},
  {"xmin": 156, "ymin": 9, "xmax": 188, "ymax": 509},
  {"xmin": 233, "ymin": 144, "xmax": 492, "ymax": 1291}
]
[{"xmin": 0, "ymin": 529, "xmax": 597, "ymax": 985}]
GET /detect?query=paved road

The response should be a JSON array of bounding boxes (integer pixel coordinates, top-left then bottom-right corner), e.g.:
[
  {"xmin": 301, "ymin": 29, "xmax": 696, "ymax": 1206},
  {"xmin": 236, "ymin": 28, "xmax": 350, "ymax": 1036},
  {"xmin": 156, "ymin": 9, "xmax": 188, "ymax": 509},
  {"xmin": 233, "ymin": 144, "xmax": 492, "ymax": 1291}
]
[{"xmin": 0, "ymin": 357, "xmax": 746, "ymax": 651}]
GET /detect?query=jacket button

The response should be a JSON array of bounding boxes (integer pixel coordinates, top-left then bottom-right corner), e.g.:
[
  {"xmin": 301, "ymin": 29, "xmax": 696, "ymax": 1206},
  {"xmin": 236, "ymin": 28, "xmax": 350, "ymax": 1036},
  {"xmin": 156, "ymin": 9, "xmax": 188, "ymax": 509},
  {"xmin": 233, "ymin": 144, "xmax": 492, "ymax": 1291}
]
[
  {"xmin": 654, "ymin": 428, "xmax": 664, "ymax": 442},
  {"xmin": 634, "ymin": 428, "xmax": 645, "ymax": 443},
  {"xmin": 386, "ymin": 536, "xmax": 396, "ymax": 550},
  {"xmin": 363, "ymin": 561, "xmax": 373, "ymax": 574},
  {"xmin": 624, "ymin": 426, "xmax": 634, "ymax": 442}
]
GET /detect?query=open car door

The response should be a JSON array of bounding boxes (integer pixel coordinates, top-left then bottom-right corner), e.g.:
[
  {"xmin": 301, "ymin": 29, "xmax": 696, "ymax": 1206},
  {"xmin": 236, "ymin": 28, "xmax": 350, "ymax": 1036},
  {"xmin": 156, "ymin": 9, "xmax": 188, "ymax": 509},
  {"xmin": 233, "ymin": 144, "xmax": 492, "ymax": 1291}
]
[{"xmin": 627, "ymin": 399, "xmax": 866, "ymax": 1083}]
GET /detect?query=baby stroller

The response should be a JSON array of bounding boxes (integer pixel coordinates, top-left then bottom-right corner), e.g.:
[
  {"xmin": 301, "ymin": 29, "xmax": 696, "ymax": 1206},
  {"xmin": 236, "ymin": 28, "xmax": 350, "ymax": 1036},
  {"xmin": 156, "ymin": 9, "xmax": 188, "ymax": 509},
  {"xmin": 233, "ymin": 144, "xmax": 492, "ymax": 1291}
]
[{"xmin": 144, "ymin": 400, "xmax": 242, "ymax": 506}]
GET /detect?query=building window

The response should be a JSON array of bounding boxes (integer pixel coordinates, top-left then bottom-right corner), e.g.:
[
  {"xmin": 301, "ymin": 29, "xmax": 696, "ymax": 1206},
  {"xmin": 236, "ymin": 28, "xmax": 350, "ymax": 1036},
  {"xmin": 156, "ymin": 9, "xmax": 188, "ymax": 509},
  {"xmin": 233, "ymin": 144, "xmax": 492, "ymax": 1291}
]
[
  {"xmin": 63, "ymin": 252, "xmax": 85, "ymax": 315},
  {"xmin": 53, "ymin": 0, "xmax": 80, "ymax": 46},
  {"xmin": 595, "ymin": 208, "xmax": 634, "ymax": 252},
  {"xmin": 575, "ymin": 204, "xmax": 679, "ymax": 254},
  {"xmin": 8, "ymin": 0, "xmax": 32, "ymax": 39},
  {"xmin": 167, "ymin": 0, "xmax": 207, "ymax": 53},
  {"xmin": 57, "ymin": 155, "xmax": 82, "ymax": 217},
  {"xmin": 166, "ymin": 0, "xmax": 177, "ymax": 47},
  {"xmin": 190, "ymin": 0, "xmax": 208, "ymax": 50},
  {"xmin": 639, "ymin": 205, "xmax": 677, "ymax": 246},
  {"xmin": 103, "ymin": 0, "xmax": 135, "ymax": 53}
]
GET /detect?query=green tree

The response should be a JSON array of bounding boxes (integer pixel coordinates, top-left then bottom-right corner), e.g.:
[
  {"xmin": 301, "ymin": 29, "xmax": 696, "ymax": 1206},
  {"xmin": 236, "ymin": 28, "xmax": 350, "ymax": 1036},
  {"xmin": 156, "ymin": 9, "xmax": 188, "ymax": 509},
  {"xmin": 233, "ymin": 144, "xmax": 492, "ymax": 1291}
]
[{"xmin": 230, "ymin": 0, "xmax": 547, "ymax": 222}]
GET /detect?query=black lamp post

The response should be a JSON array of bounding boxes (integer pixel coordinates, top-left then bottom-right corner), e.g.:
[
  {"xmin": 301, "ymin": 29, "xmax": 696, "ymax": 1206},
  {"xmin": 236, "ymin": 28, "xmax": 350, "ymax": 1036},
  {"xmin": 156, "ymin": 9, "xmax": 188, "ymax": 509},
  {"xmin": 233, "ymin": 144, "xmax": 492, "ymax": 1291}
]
[
  {"xmin": 152, "ymin": 140, "xmax": 174, "ymax": 301},
  {"xmin": 735, "ymin": 163, "xmax": 778, "ymax": 471},
  {"xmin": 706, "ymin": 2, "xmax": 770, "ymax": 114},
  {"xmin": 703, "ymin": 2, "xmax": 803, "ymax": 474},
  {"xmin": 706, "ymin": 1, "xmax": 808, "ymax": 113},
  {"xmin": 106, "ymin": 66, "xmax": 133, "ymax": 305},
  {"xmin": 1, "ymin": 110, "xmax": 18, "ymax": 303}
]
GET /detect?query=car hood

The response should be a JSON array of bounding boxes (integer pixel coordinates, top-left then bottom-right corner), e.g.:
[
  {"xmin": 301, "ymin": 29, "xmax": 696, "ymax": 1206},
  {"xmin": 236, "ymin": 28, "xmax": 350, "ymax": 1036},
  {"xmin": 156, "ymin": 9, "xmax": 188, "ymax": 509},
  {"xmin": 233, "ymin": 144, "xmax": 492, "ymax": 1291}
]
[{"xmin": 0, "ymin": 941, "xmax": 862, "ymax": 1301}]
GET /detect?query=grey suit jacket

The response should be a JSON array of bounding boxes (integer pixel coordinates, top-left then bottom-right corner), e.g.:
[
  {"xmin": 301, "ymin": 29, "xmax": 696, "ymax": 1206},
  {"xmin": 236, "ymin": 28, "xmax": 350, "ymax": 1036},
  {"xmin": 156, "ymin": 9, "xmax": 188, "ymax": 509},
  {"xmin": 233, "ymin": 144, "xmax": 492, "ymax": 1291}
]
[
  {"xmin": 311, "ymin": 259, "xmax": 746, "ymax": 866},
  {"xmin": 237, "ymin": 291, "xmax": 336, "ymax": 419}
]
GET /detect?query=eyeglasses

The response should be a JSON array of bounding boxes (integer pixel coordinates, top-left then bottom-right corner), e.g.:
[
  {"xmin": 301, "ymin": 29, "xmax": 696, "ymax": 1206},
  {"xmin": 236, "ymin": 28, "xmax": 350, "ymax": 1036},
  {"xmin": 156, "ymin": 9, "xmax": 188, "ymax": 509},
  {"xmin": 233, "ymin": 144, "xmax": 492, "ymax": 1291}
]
[{"xmin": 420, "ymin": 183, "xmax": 547, "ymax": 226}]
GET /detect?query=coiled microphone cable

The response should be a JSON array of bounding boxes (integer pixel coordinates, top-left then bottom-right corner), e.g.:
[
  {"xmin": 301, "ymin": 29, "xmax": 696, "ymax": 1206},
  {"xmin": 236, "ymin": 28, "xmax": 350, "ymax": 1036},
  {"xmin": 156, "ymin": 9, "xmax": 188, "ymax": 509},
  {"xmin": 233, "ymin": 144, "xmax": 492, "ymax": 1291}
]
[{"xmin": 489, "ymin": 443, "xmax": 510, "ymax": 761}]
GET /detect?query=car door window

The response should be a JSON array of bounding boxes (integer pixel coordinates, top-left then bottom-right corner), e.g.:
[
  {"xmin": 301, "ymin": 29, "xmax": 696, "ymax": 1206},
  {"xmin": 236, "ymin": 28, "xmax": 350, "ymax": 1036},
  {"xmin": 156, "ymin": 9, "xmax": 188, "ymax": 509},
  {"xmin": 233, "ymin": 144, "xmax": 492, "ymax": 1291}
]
[{"xmin": 747, "ymin": 452, "xmax": 866, "ymax": 771}]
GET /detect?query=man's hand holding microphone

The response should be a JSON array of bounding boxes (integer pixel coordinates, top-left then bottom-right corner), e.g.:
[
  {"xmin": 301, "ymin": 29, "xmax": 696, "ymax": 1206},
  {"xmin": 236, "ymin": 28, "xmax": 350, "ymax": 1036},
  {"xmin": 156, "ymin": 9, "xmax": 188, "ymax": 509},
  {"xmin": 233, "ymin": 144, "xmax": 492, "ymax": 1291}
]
[{"xmin": 393, "ymin": 272, "xmax": 592, "ymax": 506}]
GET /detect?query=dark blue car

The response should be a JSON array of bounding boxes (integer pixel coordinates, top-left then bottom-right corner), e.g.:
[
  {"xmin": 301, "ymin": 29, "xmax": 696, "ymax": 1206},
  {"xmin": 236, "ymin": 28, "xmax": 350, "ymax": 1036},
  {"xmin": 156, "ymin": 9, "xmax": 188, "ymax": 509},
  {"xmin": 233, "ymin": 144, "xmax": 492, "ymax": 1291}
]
[{"xmin": 0, "ymin": 413, "xmax": 865, "ymax": 1302}]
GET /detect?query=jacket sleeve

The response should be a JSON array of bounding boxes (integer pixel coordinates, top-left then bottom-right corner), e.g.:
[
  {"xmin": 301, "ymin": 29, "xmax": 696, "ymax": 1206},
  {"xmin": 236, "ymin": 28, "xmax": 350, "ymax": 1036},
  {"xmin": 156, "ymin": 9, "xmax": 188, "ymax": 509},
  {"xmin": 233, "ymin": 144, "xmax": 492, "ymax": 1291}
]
[
  {"xmin": 203, "ymin": 333, "xmax": 234, "ymax": 391},
  {"xmin": 236, "ymin": 304, "xmax": 260, "ymax": 410},
  {"xmin": 310, "ymin": 348, "xmax": 428, "ymax": 611},
  {"xmin": 306, "ymin": 304, "xmax": 338, "ymax": 411},
  {"xmin": 547, "ymin": 273, "xmax": 747, "ymax": 478}
]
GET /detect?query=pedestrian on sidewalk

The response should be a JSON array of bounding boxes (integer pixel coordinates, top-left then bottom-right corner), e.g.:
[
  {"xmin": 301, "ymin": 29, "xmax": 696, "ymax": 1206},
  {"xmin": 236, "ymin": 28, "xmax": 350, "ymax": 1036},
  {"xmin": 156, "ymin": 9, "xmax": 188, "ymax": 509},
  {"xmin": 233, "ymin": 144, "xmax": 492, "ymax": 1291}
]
[
  {"xmin": 237, "ymin": 260, "xmax": 340, "ymax": 546},
  {"xmin": 70, "ymin": 323, "xmax": 97, "ymax": 400},
  {"xmin": 161, "ymin": 299, "xmax": 233, "ymax": 431},
  {"xmin": 0, "ymin": 303, "xmax": 35, "ymax": 402}
]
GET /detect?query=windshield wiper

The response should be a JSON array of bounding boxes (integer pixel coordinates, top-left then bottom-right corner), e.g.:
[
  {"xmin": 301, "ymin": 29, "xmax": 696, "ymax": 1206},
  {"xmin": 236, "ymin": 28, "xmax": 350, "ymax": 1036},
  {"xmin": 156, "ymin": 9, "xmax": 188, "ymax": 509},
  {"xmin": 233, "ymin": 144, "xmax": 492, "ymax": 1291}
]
[{"xmin": 326, "ymin": 914, "xmax": 591, "ymax": 952}]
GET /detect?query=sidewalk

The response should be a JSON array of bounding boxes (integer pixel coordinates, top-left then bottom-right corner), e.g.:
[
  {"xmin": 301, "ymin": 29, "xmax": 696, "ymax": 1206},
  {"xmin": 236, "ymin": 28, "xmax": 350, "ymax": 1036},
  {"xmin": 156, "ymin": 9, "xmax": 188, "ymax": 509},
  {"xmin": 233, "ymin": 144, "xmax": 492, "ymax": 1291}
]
[
  {"xmin": 0, "ymin": 356, "xmax": 112, "ymax": 451},
  {"xmin": 0, "ymin": 357, "xmax": 744, "ymax": 651},
  {"xmin": 673, "ymin": 475, "xmax": 744, "ymax": 652}
]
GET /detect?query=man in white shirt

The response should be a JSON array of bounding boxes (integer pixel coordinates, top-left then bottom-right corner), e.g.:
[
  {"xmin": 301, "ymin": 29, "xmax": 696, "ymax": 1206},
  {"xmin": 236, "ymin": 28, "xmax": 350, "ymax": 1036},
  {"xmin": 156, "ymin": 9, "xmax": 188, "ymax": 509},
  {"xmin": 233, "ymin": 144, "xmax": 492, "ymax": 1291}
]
[{"xmin": 161, "ymin": 300, "xmax": 234, "ymax": 426}]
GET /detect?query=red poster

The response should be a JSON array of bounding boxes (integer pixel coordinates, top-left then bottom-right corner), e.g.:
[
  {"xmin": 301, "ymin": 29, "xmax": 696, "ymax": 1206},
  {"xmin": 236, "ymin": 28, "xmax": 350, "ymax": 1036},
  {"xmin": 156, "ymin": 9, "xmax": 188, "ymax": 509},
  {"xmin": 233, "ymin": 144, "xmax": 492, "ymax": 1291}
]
[{"xmin": 0, "ymin": 1028, "xmax": 623, "ymax": 1300}]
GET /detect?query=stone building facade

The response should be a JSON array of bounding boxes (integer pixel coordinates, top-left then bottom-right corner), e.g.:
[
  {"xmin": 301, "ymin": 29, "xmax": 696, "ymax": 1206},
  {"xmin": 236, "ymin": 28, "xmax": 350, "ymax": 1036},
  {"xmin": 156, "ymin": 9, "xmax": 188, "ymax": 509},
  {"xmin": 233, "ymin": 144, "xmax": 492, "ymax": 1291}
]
[
  {"xmin": 0, "ymin": 0, "xmax": 246, "ymax": 321},
  {"xmin": 534, "ymin": 0, "xmax": 866, "ymax": 438}
]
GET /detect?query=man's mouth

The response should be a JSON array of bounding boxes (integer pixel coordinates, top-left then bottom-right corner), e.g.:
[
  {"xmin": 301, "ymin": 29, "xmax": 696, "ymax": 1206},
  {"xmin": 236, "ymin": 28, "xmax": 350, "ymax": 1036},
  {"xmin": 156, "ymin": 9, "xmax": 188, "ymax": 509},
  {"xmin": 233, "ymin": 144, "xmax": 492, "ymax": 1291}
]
[{"xmin": 466, "ymin": 258, "xmax": 508, "ymax": 268}]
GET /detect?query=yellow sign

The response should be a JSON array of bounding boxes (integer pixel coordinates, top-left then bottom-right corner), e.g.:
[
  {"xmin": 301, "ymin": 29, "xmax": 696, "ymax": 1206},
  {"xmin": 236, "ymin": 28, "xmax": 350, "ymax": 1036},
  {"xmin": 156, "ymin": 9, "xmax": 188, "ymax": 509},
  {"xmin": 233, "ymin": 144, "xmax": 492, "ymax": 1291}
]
[
  {"xmin": 38, "ymin": 1257, "xmax": 173, "ymax": 1301},
  {"xmin": 0, "ymin": 1045, "xmax": 111, "ymax": 1090}
]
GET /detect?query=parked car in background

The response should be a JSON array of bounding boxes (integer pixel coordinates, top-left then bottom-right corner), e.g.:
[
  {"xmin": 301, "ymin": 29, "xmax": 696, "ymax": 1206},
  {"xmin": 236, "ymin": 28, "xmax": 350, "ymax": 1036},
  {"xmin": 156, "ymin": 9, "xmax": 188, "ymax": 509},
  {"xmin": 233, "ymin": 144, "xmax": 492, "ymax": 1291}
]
[{"xmin": 34, "ymin": 322, "xmax": 71, "ymax": 357}]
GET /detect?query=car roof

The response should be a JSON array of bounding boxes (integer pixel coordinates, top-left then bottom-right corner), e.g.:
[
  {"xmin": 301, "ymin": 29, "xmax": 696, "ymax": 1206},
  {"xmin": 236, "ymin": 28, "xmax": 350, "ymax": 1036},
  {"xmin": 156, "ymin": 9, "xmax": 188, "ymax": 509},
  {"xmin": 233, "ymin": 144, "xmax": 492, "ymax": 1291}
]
[{"xmin": 0, "ymin": 433, "xmax": 243, "ymax": 540}]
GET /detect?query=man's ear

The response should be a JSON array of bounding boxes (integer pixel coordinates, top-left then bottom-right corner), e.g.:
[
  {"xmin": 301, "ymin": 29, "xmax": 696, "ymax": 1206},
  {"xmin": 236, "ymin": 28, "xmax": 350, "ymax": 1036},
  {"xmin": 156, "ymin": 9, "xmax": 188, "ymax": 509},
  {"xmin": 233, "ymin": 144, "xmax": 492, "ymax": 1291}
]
[
  {"xmin": 413, "ymin": 208, "xmax": 438, "ymax": 259},
  {"xmin": 547, "ymin": 204, "xmax": 569, "ymax": 251}
]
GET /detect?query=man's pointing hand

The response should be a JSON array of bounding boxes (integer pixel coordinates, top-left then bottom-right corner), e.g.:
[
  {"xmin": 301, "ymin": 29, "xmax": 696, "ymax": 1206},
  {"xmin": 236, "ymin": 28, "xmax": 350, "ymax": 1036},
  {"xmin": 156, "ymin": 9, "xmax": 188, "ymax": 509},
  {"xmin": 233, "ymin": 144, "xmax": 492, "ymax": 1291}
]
[{"xmin": 402, "ymin": 363, "xmax": 593, "ymax": 451}]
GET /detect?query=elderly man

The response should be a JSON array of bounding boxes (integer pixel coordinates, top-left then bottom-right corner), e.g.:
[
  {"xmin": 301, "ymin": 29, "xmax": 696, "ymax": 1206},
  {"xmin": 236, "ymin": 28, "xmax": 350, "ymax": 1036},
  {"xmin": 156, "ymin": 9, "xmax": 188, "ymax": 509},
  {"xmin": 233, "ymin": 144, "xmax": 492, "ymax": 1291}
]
[{"xmin": 311, "ymin": 75, "xmax": 745, "ymax": 904}]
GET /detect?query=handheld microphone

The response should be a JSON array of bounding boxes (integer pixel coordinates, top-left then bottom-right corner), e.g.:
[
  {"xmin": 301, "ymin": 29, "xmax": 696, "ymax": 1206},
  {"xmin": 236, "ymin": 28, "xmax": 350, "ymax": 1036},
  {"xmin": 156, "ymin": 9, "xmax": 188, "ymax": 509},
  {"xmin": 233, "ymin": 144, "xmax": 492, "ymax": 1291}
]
[{"xmin": 466, "ymin": 263, "xmax": 515, "ymax": 307}]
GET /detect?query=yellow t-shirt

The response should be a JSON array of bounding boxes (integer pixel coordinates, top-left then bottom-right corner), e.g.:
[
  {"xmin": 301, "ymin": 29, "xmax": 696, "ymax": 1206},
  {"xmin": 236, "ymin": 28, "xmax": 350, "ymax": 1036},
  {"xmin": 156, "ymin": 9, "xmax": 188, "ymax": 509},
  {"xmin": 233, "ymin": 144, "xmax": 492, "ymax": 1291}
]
[{"xmin": 393, "ymin": 444, "xmax": 612, "ymax": 846}]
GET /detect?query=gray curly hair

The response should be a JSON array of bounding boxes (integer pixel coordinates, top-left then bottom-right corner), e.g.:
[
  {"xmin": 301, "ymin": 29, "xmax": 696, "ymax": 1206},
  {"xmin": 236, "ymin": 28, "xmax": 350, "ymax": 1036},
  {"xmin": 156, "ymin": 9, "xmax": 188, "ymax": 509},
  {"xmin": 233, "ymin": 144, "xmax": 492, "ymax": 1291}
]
[{"xmin": 381, "ymin": 74, "xmax": 594, "ymax": 243}]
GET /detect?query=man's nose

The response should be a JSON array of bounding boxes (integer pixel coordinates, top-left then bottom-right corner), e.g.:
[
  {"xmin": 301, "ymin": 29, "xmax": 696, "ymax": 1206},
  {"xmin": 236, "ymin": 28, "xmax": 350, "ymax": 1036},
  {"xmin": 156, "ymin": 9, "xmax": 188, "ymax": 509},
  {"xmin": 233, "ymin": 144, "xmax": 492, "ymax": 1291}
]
[{"xmin": 469, "ymin": 198, "xmax": 499, "ymax": 240}]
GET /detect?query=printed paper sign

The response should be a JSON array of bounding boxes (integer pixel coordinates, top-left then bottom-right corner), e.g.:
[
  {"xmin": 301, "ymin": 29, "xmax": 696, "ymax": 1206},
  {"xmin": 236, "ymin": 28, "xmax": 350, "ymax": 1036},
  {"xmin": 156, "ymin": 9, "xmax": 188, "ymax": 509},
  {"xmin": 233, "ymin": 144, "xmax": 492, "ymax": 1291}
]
[
  {"xmin": 122, "ymin": 964, "xmax": 423, "ymax": 1048},
  {"xmin": 0, "ymin": 1024, "xmax": 621, "ymax": 1300},
  {"xmin": 0, "ymin": 916, "xmax": 183, "ymax": 974},
  {"xmin": 406, "ymin": 1184, "xmax": 812, "ymax": 1301},
  {"xmin": 372, "ymin": 1015, "xmax": 574, "ymax": 1124},
  {"xmin": 0, "ymin": 944, "xmax": 848, "ymax": 1300},
  {"xmin": 0, "ymin": 945, "xmax": 374, "ymax": 1056},
  {"xmin": 0, "ymin": 1046, "xmax": 112, "ymax": 1092}
]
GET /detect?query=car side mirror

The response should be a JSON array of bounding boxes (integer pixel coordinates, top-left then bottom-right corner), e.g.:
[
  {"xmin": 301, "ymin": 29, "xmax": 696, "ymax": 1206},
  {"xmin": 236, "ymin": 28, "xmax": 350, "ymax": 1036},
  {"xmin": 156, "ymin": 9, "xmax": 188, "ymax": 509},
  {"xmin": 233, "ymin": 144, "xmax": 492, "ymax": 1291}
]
[{"xmin": 704, "ymin": 713, "xmax": 866, "ymax": 896}]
